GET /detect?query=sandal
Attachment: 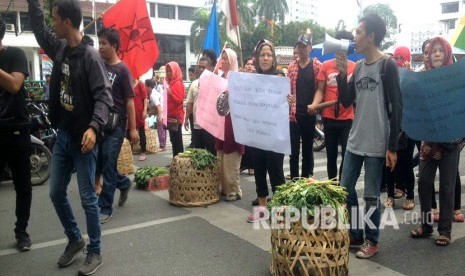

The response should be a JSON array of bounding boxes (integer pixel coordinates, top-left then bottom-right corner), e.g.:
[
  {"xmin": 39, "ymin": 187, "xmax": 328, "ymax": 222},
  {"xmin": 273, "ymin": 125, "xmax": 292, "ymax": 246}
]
[
  {"xmin": 248, "ymin": 169, "xmax": 254, "ymax": 176},
  {"xmin": 410, "ymin": 227, "xmax": 433, "ymax": 238},
  {"xmin": 383, "ymin": 197, "xmax": 395, "ymax": 209},
  {"xmin": 433, "ymin": 209, "xmax": 439, "ymax": 222},
  {"xmin": 453, "ymin": 211, "xmax": 464, "ymax": 222},
  {"xmin": 403, "ymin": 199, "xmax": 415, "ymax": 210},
  {"xmin": 394, "ymin": 188, "xmax": 406, "ymax": 199},
  {"xmin": 435, "ymin": 235, "xmax": 451, "ymax": 246}
]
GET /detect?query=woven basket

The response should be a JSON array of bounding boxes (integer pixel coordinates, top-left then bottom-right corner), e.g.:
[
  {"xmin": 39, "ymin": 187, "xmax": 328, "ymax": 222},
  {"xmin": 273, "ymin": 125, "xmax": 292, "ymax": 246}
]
[
  {"xmin": 132, "ymin": 129, "xmax": 157, "ymax": 154},
  {"xmin": 270, "ymin": 212, "xmax": 350, "ymax": 276},
  {"xmin": 117, "ymin": 138, "xmax": 135, "ymax": 175},
  {"xmin": 168, "ymin": 156, "xmax": 220, "ymax": 207}
]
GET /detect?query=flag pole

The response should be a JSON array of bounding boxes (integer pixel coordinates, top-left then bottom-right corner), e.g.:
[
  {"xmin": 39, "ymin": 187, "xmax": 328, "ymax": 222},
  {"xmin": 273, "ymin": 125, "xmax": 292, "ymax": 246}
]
[
  {"xmin": 82, "ymin": 0, "xmax": 120, "ymax": 32},
  {"xmin": 235, "ymin": 25, "xmax": 244, "ymax": 69}
]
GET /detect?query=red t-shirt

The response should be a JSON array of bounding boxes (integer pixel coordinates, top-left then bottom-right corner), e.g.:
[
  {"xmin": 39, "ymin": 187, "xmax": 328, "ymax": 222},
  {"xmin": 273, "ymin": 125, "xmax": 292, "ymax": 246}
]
[{"xmin": 317, "ymin": 59, "xmax": 356, "ymax": 120}]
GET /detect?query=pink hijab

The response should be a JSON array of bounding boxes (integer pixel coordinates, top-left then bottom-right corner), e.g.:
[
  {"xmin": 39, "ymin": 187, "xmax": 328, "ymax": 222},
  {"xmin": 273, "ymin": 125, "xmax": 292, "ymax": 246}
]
[
  {"xmin": 166, "ymin": 61, "xmax": 183, "ymax": 86},
  {"xmin": 426, "ymin": 37, "xmax": 453, "ymax": 70},
  {"xmin": 221, "ymin": 48, "xmax": 238, "ymax": 77}
]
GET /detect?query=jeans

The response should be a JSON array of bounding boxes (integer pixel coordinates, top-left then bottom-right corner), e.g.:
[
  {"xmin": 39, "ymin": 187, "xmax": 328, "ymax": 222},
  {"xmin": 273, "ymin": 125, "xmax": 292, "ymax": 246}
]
[
  {"xmin": 97, "ymin": 127, "xmax": 131, "ymax": 216},
  {"xmin": 289, "ymin": 114, "xmax": 316, "ymax": 178},
  {"xmin": 49, "ymin": 129, "xmax": 101, "ymax": 254},
  {"xmin": 341, "ymin": 151, "xmax": 384, "ymax": 245},
  {"xmin": 418, "ymin": 145, "xmax": 459, "ymax": 237},
  {"xmin": 168, "ymin": 124, "xmax": 184, "ymax": 157},
  {"xmin": 0, "ymin": 128, "xmax": 32, "ymax": 236},
  {"xmin": 323, "ymin": 118, "xmax": 351, "ymax": 180}
]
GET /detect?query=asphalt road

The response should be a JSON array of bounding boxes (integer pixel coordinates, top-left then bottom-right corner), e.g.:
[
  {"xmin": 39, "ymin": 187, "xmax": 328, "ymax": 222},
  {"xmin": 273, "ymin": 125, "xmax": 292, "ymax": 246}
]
[{"xmin": 1, "ymin": 132, "xmax": 465, "ymax": 276}]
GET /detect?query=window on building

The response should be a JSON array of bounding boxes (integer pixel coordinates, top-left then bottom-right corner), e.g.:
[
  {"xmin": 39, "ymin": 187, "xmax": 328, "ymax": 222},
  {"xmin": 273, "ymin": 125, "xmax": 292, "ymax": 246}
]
[
  {"xmin": 158, "ymin": 4, "xmax": 175, "ymax": 19},
  {"xmin": 155, "ymin": 34, "xmax": 187, "ymax": 80},
  {"xmin": 448, "ymin": 19, "xmax": 456, "ymax": 29},
  {"xmin": 442, "ymin": 2, "xmax": 459, "ymax": 13},
  {"xmin": 178, "ymin": 6, "xmax": 194, "ymax": 20},
  {"xmin": 20, "ymin": 12, "xmax": 32, "ymax": 32},
  {"xmin": 0, "ymin": 12, "xmax": 16, "ymax": 32},
  {"xmin": 149, "ymin": 3, "xmax": 156, "ymax": 18},
  {"xmin": 83, "ymin": 17, "xmax": 96, "ymax": 35}
]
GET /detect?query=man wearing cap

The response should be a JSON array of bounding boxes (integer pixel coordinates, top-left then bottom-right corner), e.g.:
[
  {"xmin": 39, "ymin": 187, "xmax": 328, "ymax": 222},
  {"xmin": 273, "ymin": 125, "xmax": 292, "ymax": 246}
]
[{"xmin": 287, "ymin": 35, "xmax": 321, "ymax": 179}]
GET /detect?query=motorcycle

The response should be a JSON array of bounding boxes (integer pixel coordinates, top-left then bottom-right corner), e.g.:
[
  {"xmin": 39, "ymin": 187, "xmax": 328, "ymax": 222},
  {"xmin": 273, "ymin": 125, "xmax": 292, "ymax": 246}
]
[
  {"xmin": 1, "ymin": 134, "xmax": 52, "ymax": 186},
  {"xmin": 313, "ymin": 115, "xmax": 326, "ymax": 152}
]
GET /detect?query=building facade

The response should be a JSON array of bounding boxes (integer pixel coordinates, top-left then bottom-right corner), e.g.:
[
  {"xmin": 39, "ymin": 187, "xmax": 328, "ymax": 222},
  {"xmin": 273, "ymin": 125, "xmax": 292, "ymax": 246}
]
[
  {"xmin": 1, "ymin": 0, "xmax": 203, "ymax": 81},
  {"xmin": 285, "ymin": 0, "xmax": 318, "ymax": 23}
]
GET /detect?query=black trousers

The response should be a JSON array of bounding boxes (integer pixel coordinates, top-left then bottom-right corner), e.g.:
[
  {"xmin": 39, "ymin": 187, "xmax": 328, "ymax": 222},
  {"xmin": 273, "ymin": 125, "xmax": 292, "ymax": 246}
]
[
  {"xmin": 431, "ymin": 155, "xmax": 462, "ymax": 210},
  {"xmin": 289, "ymin": 114, "xmax": 316, "ymax": 178},
  {"xmin": 191, "ymin": 128, "xmax": 216, "ymax": 155},
  {"xmin": 323, "ymin": 118, "xmax": 352, "ymax": 180},
  {"xmin": 168, "ymin": 124, "xmax": 184, "ymax": 157},
  {"xmin": 251, "ymin": 147, "xmax": 285, "ymax": 198},
  {"xmin": 0, "ymin": 128, "xmax": 32, "ymax": 236},
  {"xmin": 387, "ymin": 137, "xmax": 415, "ymax": 199},
  {"xmin": 240, "ymin": 146, "xmax": 254, "ymax": 170},
  {"xmin": 138, "ymin": 127, "xmax": 146, "ymax": 153}
]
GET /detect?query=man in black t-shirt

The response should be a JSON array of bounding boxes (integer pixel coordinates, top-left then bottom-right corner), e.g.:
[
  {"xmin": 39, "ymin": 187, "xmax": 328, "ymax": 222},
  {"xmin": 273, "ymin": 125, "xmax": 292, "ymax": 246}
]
[
  {"xmin": 0, "ymin": 20, "xmax": 33, "ymax": 251},
  {"xmin": 96, "ymin": 27, "xmax": 139, "ymax": 224}
]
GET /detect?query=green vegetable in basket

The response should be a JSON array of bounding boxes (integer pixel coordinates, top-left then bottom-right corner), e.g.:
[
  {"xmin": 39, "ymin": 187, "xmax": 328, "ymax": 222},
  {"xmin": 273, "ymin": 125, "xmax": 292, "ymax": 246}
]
[
  {"xmin": 134, "ymin": 166, "xmax": 169, "ymax": 189},
  {"xmin": 177, "ymin": 148, "xmax": 218, "ymax": 170}
]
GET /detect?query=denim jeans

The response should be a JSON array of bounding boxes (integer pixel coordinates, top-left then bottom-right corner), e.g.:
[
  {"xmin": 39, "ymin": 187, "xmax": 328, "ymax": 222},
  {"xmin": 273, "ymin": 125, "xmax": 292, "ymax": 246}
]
[
  {"xmin": 49, "ymin": 129, "xmax": 101, "ymax": 254},
  {"xmin": 341, "ymin": 151, "xmax": 384, "ymax": 245},
  {"xmin": 97, "ymin": 127, "xmax": 131, "ymax": 216}
]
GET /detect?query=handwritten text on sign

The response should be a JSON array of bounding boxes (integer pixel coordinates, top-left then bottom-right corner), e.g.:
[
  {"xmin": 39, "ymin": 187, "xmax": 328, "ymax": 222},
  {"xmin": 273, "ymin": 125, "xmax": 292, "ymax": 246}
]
[
  {"xmin": 196, "ymin": 70, "xmax": 227, "ymax": 141},
  {"xmin": 228, "ymin": 72, "xmax": 291, "ymax": 155},
  {"xmin": 399, "ymin": 58, "xmax": 465, "ymax": 142}
]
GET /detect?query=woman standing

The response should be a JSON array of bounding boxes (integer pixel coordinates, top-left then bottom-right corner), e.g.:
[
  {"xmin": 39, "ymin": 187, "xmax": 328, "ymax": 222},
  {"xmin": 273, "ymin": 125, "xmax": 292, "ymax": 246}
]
[
  {"xmin": 247, "ymin": 40, "xmax": 286, "ymax": 222},
  {"xmin": 410, "ymin": 37, "xmax": 461, "ymax": 246},
  {"xmin": 216, "ymin": 48, "xmax": 243, "ymax": 201},
  {"xmin": 132, "ymin": 79, "xmax": 148, "ymax": 161},
  {"xmin": 165, "ymin": 62, "xmax": 185, "ymax": 157}
]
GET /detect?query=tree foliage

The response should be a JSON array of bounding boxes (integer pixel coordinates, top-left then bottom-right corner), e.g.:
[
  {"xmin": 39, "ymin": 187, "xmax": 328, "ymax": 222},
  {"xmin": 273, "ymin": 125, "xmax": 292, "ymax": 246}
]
[
  {"xmin": 254, "ymin": 0, "xmax": 288, "ymax": 22},
  {"xmin": 363, "ymin": 3, "xmax": 398, "ymax": 50}
]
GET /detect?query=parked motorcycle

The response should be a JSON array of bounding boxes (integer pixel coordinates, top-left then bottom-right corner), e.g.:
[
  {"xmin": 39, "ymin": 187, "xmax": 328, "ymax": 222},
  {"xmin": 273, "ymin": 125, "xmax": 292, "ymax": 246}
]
[
  {"xmin": 313, "ymin": 115, "xmax": 326, "ymax": 152},
  {"xmin": 1, "ymin": 135, "xmax": 52, "ymax": 186}
]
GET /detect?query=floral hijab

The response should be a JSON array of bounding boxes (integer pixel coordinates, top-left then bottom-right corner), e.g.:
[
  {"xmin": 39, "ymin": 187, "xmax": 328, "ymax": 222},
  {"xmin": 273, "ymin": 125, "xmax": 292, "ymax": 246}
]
[{"xmin": 426, "ymin": 37, "xmax": 453, "ymax": 70}]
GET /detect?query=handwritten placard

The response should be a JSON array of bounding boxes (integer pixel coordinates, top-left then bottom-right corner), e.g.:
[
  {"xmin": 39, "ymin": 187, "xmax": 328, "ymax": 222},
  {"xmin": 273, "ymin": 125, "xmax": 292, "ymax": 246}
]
[
  {"xmin": 228, "ymin": 72, "xmax": 291, "ymax": 155},
  {"xmin": 196, "ymin": 70, "xmax": 227, "ymax": 140},
  {"xmin": 162, "ymin": 80, "xmax": 168, "ymax": 128},
  {"xmin": 400, "ymin": 58, "xmax": 465, "ymax": 142}
]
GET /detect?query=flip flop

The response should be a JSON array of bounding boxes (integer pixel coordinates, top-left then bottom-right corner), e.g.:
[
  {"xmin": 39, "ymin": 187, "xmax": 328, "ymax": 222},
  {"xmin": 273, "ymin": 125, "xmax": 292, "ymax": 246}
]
[
  {"xmin": 410, "ymin": 227, "xmax": 433, "ymax": 238},
  {"xmin": 453, "ymin": 212, "xmax": 464, "ymax": 222},
  {"xmin": 435, "ymin": 235, "xmax": 451, "ymax": 246}
]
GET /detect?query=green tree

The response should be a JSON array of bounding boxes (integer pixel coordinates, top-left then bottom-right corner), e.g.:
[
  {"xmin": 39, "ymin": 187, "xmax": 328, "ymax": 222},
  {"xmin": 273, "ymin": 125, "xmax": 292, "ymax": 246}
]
[
  {"xmin": 190, "ymin": 8, "xmax": 211, "ymax": 55},
  {"xmin": 363, "ymin": 3, "xmax": 398, "ymax": 50},
  {"xmin": 254, "ymin": 0, "xmax": 288, "ymax": 22},
  {"xmin": 236, "ymin": 0, "xmax": 255, "ymax": 33},
  {"xmin": 279, "ymin": 21, "xmax": 329, "ymax": 47}
]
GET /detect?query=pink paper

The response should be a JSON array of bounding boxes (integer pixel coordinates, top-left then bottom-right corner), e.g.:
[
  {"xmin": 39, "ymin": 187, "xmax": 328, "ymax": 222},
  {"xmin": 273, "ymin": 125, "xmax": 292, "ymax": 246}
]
[
  {"xmin": 196, "ymin": 70, "xmax": 227, "ymax": 141},
  {"xmin": 162, "ymin": 80, "xmax": 168, "ymax": 127}
]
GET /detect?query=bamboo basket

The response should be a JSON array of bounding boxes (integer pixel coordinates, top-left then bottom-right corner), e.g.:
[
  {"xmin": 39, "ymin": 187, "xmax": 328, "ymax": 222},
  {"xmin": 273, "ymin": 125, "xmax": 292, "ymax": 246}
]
[
  {"xmin": 270, "ymin": 211, "xmax": 350, "ymax": 276},
  {"xmin": 132, "ymin": 129, "xmax": 157, "ymax": 154},
  {"xmin": 168, "ymin": 155, "xmax": 220, "ymax": 207},
  {"xmin": 117, "ymin": 138, "xmax": 135, "ymax": 175}
]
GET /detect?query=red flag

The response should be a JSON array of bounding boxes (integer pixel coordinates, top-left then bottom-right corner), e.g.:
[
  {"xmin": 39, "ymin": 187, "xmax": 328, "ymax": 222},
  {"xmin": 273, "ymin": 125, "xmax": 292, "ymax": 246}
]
[
  {"xmin": 102, "ymin": 0, "xmax": 159, "ymax": 79},
  {"xmin": 220, "ymin": 0, "xmax": 240, "ymax": 46}
]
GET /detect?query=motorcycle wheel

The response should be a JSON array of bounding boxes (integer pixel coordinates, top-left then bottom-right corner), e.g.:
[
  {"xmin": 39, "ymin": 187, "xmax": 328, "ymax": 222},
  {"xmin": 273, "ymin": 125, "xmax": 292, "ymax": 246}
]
[
  {"xmin": 30, "ymin": 143, "xmax": 52, "ymax": 186},
  {"xmin": 313, "ymin": 121, "xmax": 326, "ymax": 152}
]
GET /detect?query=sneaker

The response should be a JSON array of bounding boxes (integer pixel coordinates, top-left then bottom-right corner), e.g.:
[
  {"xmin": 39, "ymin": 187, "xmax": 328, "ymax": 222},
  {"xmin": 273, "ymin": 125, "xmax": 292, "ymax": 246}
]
[
  {"xmin": 223, "ymin": 193, "xmax": 242, "ymax": 202},
  {"xmin": 118, "ymin": 188, "xmax": 130, "ymax": 206},
  {"xmin": 383, "ymin": 197, "xmax": 395, "ymax": 209},
  {"xmin": 78, "ymin": 252, "xmax": 103, "ymax": 276},
  {"xmin": 247, "ymin": 207, "xmax": 267, "ymax": 223},
  {"xmin": 57, "ymin": 237, "xmax": 86, "ymax": 267},
  {"xmin": 100, "ymin": 214, "xmax": 112, "ymax": 224},
  {"xmin": 355, "ymin": 240, "xmax": 378, "ymax": 259},
  {"xmin": 16, "ymin": 233, "xmax": 32, "ymax": 252}
]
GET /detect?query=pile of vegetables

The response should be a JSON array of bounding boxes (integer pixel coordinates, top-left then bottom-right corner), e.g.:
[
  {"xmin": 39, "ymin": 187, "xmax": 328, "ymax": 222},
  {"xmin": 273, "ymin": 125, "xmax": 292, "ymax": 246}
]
[
  {"xmin": 134, "ymin": 166, "xmax": 169, "ymax": 190},
  {"xmin": 177, "ymin": 148, "xmax": 218, "ymax": 170},
  {"xmin": 268, "ymin": 178, "xmax": 348, "ymax": 221}
]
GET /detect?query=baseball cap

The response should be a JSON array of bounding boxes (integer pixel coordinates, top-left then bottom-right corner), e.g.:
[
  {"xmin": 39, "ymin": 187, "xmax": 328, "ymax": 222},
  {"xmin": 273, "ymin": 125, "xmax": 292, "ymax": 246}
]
[{"xmin": 296, "ymin": 35, "xmax": 311, "ymax": 46}]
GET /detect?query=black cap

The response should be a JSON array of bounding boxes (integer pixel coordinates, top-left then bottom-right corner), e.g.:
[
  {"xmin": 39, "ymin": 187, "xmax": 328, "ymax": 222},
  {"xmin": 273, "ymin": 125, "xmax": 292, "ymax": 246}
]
[{"xmin": 296, "ymin": 35, "xmax": 311, "ymax": 46}]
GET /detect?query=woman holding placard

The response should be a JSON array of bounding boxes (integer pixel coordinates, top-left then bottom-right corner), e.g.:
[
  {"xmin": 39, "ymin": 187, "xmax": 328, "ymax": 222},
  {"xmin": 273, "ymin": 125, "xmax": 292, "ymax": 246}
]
[
  {"xmin": 216, "ymin": 48, "xmax": 244, "ymax": 202},
  {"xmin": 410, "ymin": 37, "xmax": 461, "ymax": 246},
  {"xmin": 247, "ymin": 40, "xmax": 286, "ymax": 223}
]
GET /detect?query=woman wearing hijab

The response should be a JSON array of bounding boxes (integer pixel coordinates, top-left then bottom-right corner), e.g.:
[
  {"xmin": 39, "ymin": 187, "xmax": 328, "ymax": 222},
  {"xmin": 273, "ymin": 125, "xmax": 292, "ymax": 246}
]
[
  {"xmin": 410, "ymin": 37, "xmax": 461, "ymax": 246},
  {"xmin": 165, "ymin": 61, "xmax": 185, "ymax": 157},
  {"xmin": 383, "ymin": 46, "xmax": 416, "ymax": 210},
  {"xmin": 247, "ymin": 40, "xmax": 286, "ymax": 222},
  {"xmin": 216, "ymin": 48, "xmax": 244, "ymax": 202}
]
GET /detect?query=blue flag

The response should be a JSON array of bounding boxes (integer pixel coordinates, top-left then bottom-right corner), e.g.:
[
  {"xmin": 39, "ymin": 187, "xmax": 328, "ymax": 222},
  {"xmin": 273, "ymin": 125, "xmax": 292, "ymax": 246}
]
[{"xmin": 202, "ymin": 0, "xmax": 221, "ymax": 57}]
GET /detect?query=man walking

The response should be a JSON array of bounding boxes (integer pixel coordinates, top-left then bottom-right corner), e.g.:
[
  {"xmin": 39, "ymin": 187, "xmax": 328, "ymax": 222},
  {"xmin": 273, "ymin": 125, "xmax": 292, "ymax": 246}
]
[
  {"xmin": 28, "ymin": 0, "xmax": 113, "ymax": 274},
  {"xmin": 336, "ymin": 13, "xmax": 402, "ymax": 258},
  {"xmin": 0, "ymin": 19, "xmax": 33, "ymax": 252},
  {"xmin": 97, "ymin": 27, "xmax": 139, "ymax": 224}
]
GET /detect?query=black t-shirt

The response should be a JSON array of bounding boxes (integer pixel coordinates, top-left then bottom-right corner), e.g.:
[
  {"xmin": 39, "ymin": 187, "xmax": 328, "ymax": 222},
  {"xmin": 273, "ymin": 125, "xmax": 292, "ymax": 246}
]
[
  {"xmin": 295, "ymin": 61, "xmax": 315, "ymax": 116},
  {"xmin": 57, "ymin": 47, "xmax": 76, "ymax": 130},
  {"xmin": 105, "ymin": 62, "xmax": 134, "ymax": 129},
  {"xmin": 0, "ymin": 46, "xmax": 30, "ymax": 128}
]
